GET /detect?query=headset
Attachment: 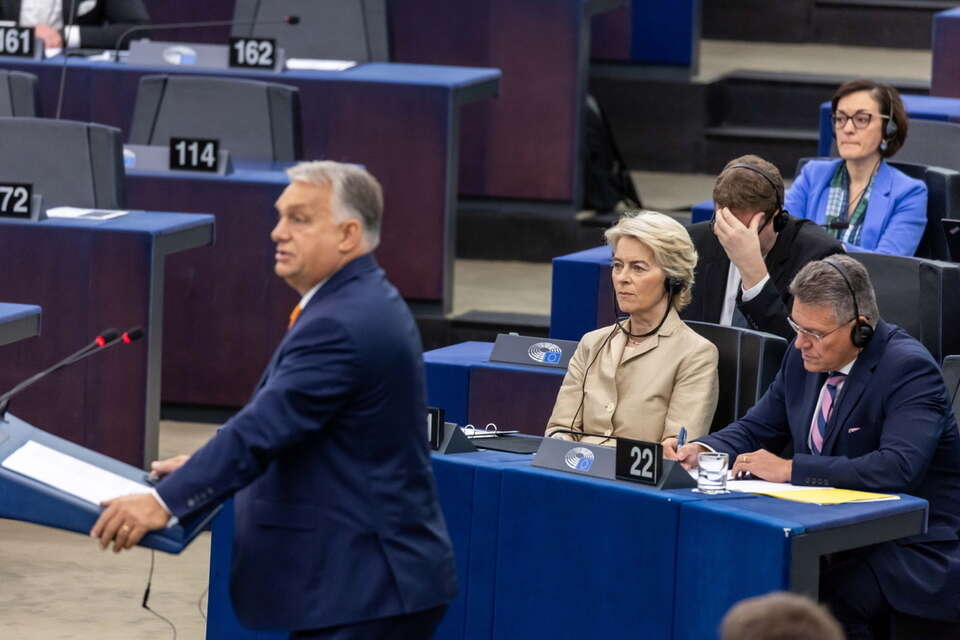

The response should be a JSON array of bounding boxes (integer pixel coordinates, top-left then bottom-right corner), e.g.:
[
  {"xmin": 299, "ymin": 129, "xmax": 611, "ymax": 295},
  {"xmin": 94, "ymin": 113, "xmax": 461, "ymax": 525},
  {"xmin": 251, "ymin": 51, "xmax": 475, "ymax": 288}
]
[
  {"xmin": 722, "ymin": 163, "xmax": 788, "ymax": 233},
  {"xmin": 822, "ymin": 258, "xmax": 874, "ymax": 348},
  {"xmin": 879, "ymin": 85, "xmax": 898, "ymax": 153}
]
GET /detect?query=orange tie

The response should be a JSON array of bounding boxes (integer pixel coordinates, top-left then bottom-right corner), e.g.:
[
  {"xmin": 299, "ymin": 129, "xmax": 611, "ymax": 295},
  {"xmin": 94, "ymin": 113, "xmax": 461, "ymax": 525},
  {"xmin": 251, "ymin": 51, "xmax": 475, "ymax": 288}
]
[{"xmin": 288, "ymin": 304, "xmax": 303, "ymax": 329}]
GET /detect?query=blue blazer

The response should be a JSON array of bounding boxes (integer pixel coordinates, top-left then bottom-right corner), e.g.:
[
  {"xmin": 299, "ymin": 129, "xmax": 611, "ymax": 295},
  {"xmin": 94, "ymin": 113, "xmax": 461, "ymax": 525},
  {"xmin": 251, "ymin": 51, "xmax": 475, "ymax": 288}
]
[
  {"xmin": 699, "ymin": 321, "xmax": 960, "ymax": 620},
  {"xmin": 157, "ymin": 254, "xmax": 458, "ymax": 630},
  {"xmin": 785, "ymin": 159, "xmax": 927, "ymax": 256}
]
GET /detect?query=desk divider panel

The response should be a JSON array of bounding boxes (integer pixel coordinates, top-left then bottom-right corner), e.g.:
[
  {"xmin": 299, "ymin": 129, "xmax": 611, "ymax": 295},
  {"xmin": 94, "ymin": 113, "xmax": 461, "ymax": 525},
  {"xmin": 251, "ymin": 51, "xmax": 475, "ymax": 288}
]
[{"xmin": 467, "ymin": 364, "xmax": 565, "ymax": 436}]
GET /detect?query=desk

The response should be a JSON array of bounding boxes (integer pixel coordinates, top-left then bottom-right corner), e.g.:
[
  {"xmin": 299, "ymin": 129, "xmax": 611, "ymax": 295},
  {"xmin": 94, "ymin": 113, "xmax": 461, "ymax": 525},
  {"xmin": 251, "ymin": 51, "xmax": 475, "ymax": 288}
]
[
  {"xmin": 0, "ymin": 55, "xmax": 499, "ymax": 309},
  {"xmin": 933, "ymin": 9, "xmax": 960, "ymax": 98},
  {"xmin": 423, "ymin": 342, "xmax": 565, "ymax": 433},
  {"xmin": 0, "ymin": 303, "xmax": 41, "ymax": 347},
  {"xmin": 0, "ymin": 212, "xmax": 214, "ymax": 467},
  {"xmin": 549, "ymin": 245, "xmax": 613, "ymax": 341},
  {"xmin": 390, "ymin": 0, "xmax": 621, "ymax": 203},
  {"xmin": 591, "ymin": 0, "xmax": 700, "ymax": 71},
  {"xmin": 201, "ymin": 450, "xmax": 925, "ymax": 638}
]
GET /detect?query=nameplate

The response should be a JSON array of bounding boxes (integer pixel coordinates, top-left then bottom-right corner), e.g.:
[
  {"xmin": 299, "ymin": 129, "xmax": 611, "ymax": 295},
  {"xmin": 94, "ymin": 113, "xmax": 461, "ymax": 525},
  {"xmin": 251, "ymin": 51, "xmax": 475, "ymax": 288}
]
[
  {"xmin": 0, "ymin": 184, "xmax": 44, "ymax": 221},
  {"xmin": 532, "ymin": 438, "xmax": 615, "ymax": 479},
  {"xmin": 170, "ymin": 137, "xmax": 221, "ymax": 173},
  {"xmin": 0, "ymin": 27, "xmax": 38, "ymax": 59},
  {"xmin": 489, "ymin": 334, "xmax": 579, "ymax": 369},
  {"xmin": 127, "ymin": 39, "xmax": 284, "ymax": 72},
  {"xmin": 123, "ymin": 144, "xmax": 233, "ymax": 176},
  {"xmin": 229, "ymin": 37, "xmax": 281, "ymax": 70},
  {"xmin": 427, "ymin": 407, "xmax": 444, "ymax": 451}
]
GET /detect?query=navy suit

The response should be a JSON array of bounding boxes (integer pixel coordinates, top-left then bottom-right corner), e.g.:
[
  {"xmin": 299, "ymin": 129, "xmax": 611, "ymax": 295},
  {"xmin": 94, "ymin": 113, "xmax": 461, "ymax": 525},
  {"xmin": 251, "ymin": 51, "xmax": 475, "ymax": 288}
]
[
  {"xmin": 156, "ymin": 254, "xmax": 458, "ymax": 631},
  {"xmin": 699, "ymin": 320, "xmax": 960, "ymax": 621}
]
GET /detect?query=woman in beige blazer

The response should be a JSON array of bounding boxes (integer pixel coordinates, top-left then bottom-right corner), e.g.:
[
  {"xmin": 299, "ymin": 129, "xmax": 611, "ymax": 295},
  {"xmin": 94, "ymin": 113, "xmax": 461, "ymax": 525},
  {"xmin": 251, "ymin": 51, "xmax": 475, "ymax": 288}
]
[{"xmin": 545, "ymin": 212, "xmax": 719, "ymax": 446}]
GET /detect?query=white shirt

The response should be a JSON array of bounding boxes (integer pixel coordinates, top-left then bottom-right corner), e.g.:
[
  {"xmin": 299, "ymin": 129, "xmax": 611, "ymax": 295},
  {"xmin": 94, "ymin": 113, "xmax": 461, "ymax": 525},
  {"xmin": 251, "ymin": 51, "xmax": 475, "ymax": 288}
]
[
  {"xmin": 719, "ymin": 262, "xmax": 770, "ymax": 326},
  {"xmin": 152, "ymin": 278, "xmax": 329, "ymax": 526},
  {"xmin": 19, "ymin": 0, "xmax": 81, "ymax": 47}
]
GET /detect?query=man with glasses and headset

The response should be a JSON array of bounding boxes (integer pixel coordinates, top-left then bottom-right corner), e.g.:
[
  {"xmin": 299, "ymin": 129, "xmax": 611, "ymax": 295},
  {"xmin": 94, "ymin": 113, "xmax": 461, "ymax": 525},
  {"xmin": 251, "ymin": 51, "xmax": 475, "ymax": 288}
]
[
  {"xmin": 683, "ymin": 154, "xmax": 842, "ymax": 340},
  {"xmin": 666, "ymin": 255, "xmax": 960, "ymax": 639}
]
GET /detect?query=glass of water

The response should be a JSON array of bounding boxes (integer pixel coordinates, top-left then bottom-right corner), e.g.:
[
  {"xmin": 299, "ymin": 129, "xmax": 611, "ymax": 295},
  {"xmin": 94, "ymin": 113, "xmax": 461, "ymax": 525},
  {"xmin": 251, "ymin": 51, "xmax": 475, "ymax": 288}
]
[{"xmin": 695, "ymin": 452, "xmax": 729, "ymax": 494}]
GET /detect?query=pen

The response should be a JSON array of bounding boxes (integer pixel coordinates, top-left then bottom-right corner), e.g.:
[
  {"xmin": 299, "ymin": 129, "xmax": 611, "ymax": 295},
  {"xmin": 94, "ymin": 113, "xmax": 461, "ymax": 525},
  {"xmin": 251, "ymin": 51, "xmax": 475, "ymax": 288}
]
[{"xmin": 677, "ymin": 426, "xmax": 687, "ymax": 449}]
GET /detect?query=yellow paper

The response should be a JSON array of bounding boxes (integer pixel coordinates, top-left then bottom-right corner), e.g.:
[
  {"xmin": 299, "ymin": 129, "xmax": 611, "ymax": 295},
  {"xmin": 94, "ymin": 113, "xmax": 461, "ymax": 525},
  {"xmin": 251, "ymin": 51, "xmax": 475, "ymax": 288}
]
[{"xmin": 757, "ymin": 488, "xmax": 899, "ymax": 505}]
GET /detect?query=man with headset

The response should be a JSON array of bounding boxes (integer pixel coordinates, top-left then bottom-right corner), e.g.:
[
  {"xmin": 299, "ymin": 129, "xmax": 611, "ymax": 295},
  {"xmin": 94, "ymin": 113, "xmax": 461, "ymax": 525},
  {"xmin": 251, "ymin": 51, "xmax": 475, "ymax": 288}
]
[
  {"xmin": 683, "ymin": 154, "xmax": 842, "ymax": 340},
  {"xmin": 667, "ymin": 255, "xmax": 960, "ymax": 638}
]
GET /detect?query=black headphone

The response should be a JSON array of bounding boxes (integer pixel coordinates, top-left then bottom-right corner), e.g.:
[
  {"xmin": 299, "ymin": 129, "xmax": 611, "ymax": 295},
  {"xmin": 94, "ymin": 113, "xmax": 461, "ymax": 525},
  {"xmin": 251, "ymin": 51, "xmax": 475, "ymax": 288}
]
[
  {"xmin": 724, "ymin": 163, "xmax": 788, "ymax": 233},
  {"xmin": 822, "ymin": 258, "xmax": 874, "ymax": 348},
  {"xmin": 880, "ymin": 85, "xmax": 899, "ymax": 152},
  {"xmin": 664, "ymin": 276, "xmax": 685, "ymax": 295}
]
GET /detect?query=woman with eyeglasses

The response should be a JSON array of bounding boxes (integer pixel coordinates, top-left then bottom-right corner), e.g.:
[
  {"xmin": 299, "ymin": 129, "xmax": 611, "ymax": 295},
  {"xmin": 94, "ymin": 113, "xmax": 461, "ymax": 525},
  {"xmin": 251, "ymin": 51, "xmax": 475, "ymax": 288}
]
[{"xmin": 785, "ymin": 79, "xmax": 927, "ymax": 256}]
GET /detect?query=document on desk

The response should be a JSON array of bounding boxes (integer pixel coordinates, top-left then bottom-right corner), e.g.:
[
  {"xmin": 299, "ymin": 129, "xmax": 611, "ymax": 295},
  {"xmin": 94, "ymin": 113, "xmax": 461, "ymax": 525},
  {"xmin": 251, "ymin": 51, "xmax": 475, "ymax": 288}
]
[
  {"xmin": 728, "ymin": 479, "xmax": 898, "ymax": 505},
  {"xmin": 1, "ymin": 440, "xmax": 150, "ymax": 506},
  {"xmin": 46, "ymin": 207, "xmax": 129, "ymax": 221}
]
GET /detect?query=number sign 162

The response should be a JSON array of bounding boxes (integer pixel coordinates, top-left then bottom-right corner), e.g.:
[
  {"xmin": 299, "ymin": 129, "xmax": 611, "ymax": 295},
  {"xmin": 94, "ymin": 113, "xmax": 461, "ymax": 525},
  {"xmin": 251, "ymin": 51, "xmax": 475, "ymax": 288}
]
[
  {"xmin": 229, "ymin": 37, "xmax": 276, "ymax": 69},
  {"xmin": 615, "ymin": 438, "xmax": 663, "ymax": 486},
  {"xmin": 0, "ymin": 184, "xmax": 33, "ymax": 218},
  {"xmin": 169, "ymin": 138, "xmax": 219, "ymax": 172}
]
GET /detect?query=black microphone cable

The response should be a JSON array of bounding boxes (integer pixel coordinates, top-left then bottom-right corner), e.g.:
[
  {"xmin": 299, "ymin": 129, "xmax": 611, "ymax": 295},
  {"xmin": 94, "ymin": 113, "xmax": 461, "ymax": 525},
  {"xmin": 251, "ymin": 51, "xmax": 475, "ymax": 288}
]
[
  {"xmin": 54, "ymin": 0, "xmax": 81, "ymax": 119},
  {"xmin": 142, "ymin": 549, "xmax": 177, "ymax": 640}
]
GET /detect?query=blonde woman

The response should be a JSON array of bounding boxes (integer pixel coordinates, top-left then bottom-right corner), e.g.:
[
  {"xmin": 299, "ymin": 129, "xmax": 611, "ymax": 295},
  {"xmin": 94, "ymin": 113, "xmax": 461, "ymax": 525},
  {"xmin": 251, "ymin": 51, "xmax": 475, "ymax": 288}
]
[{"xmin": 545, "ymin": 212, "xmax": 719, "ymax": 445}]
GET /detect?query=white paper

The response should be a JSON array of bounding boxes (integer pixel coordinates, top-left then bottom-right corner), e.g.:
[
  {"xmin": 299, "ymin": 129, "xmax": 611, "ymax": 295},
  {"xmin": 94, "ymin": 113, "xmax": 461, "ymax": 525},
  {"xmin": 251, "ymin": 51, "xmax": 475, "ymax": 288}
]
[
  {"xmin": 285, "ymin": 58, "xmax": 356, "ymax": 71},
  {"xmin": 2, "ymin": 440, "xmax": 150, "ymax": 505},
  {"xmin": 46, "ymin": 206, "xmax": 129, "ymax": 220}
]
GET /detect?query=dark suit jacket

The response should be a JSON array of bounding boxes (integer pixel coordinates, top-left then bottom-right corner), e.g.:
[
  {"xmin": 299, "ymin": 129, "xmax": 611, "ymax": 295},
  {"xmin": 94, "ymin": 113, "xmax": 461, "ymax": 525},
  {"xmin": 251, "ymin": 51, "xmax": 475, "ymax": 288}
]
[
  {"xmin": 0, "ymin": 0, "xmax": 149, "ymax": 49},
  {"xmin": 156, "ymin": 254, "xmax": 458, "ymax": 630},
  {"xmin": 699, "ymin": 321, "xmax": 960, "ymax": 620},
  {"xmin": 683, "ymin": 215, "xmax": 843, "ymax": 340}
]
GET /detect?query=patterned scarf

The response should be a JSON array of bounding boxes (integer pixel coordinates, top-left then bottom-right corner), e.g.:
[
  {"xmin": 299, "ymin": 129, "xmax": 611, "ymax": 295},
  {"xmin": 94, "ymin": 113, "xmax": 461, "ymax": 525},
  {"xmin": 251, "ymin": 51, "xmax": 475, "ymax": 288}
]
[{"xmin": 824, "ymin": 162, "xmax": 874, "ymax": 246}]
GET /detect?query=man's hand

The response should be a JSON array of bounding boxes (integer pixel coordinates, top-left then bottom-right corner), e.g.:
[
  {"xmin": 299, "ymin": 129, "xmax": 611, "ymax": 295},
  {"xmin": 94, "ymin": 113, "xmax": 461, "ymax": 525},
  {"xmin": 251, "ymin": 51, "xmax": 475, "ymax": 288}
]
[
  {"xmin": 731, "ymin": 449, "xmax": 792, "ymax": 483},
  {"xmin": 663, "ymin": 439, "xmax": 709, "ymax": 470},
  {"xmin": 34, "ymin": 24, "xmax": 63, "ymax": 50},
  {"xmin": 90, "ymin": 493, "xmax": 171, "ymax": 553},
  {"xmin": 150, "ymin": 454, "xmax": 190, "ymax": 479},
  {"xmin": 713, "ymin": 207, "xmax": 769, "ymax": 290}
]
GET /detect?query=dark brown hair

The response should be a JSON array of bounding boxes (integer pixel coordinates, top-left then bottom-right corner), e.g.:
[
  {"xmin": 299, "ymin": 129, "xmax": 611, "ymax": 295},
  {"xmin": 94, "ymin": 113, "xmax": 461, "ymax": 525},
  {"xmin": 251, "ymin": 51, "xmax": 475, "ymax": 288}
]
[
  {"xmin": 712, "ymin": 155, "xmax": 784, "ymax": 217},
  {"xmin": 831, "ymin": 79, "xmax": 908, "ymax": 158},
  {"xmin": 721, "ymin": 592, "xmax": 845, "ymax": 640}
]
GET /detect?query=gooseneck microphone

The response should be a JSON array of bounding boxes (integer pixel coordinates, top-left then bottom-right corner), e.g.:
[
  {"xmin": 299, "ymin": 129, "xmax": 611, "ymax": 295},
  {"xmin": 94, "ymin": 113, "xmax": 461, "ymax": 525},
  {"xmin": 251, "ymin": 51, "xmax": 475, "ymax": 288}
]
[
  {"xmin": 112, "ymin": 15, "xmax": 301, "ymax": 54},
  {"xmin": 0, "ymin": 327, "xmax": 144, "ymax": 419}
]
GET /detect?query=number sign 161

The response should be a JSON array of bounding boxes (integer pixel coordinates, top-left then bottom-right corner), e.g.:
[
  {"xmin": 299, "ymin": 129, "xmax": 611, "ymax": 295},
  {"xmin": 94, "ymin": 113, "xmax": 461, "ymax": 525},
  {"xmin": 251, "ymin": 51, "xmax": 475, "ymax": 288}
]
[
  {"xmin": 229, "ymin": 37, "xmax": 276, "ymax": 69},
  {"xmin": 0, "ymin": 183, "xmax": 33, "ymax": 218},
  {"xmin": 169, "ymin": 138, "xmax": 219, "ymax": 173},
  {"xmin": 0, "ymin": 27, "xmax": 33, "ymax": 57},
  {"xmin": 615, "ymin": 438, "xmax": 663, "ymax": 486}
]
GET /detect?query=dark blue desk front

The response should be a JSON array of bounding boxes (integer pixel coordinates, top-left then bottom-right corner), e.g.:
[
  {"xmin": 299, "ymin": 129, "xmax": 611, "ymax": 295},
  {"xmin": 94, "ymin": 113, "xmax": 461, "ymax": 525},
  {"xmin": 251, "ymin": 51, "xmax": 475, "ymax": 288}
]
[{"xmin": 0, "ymin": 211, "xmax": 214, "ymax": 467}]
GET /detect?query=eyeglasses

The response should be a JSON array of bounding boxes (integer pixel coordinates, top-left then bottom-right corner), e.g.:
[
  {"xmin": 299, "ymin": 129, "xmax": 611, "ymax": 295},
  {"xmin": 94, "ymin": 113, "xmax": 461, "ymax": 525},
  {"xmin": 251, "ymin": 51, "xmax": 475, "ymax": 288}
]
[
  {"xmin": 831, "ymin": 111, "xmax": 890, "ymax": 130},
  {"xmin": 786, "ymin": 315, "xmax": 850, "ymax": 343}
]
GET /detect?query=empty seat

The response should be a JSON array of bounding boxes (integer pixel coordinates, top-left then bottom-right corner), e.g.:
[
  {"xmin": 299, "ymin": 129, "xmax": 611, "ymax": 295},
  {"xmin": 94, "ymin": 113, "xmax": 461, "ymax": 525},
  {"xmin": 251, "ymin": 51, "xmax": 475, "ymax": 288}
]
[
  {"xmin": 232, "ymin": 0, "xmax": 389, "ymax": 62},
  {"xmin": 128, "ymin": 75, "xmax": 302, "ymax": 163},
  {"xmin": 0, "ymin": 70, "xmax": 38, "ymax": 117},
  {"xmin": 0, "ymin": 117, "xmax": 124, "ymax": 208},
  {"xmin": 895, "ymin": 119, "xmax": 960, "ymax": 171},
  {"xmin": 850, "ymin": 251, "xmax": 960, "ymax": 363},
  {"xmin": 687, "ymin": 321, "xmax": 787, "ymax": 432}
]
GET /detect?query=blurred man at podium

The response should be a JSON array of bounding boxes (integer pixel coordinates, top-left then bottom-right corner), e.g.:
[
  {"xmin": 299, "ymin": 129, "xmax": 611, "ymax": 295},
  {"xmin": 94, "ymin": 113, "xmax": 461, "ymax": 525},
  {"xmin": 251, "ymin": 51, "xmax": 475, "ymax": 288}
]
[{"xmin": 91, "ymin": 161, "xmax": 458, "ymax": 638}]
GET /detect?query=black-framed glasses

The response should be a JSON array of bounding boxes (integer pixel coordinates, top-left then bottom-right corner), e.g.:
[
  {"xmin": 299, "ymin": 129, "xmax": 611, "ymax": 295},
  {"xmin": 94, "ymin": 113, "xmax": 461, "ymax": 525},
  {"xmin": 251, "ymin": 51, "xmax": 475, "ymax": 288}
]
[
  {"xmin": 786, "ymin": 315, "xmax": 851, "ymax": 343},
  {"xmin": 832, "ymin": 111, "xmax": 890, "ymax": 130}
]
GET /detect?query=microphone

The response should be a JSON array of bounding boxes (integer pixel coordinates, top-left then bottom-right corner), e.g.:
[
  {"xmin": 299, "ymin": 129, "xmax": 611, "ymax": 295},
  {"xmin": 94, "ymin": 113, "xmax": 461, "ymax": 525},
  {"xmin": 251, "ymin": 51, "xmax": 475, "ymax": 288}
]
[
  {"xmin": 545, "ymin": 428, "xmax": 627, "ymax": 444},
  {"xmin": 53, "ymin": 0, "xmax": 81, "ymax": 119},
  {"xmin": 0, "ymin": 326, "xmax": 144, "ymax": 419},
  {"xmin": 821, "ymin": 221, "xmax": 850, "ymax": 231},
  {"xmin": 112, "ymin": 15, "xmax": 301, "ymax": 54}
]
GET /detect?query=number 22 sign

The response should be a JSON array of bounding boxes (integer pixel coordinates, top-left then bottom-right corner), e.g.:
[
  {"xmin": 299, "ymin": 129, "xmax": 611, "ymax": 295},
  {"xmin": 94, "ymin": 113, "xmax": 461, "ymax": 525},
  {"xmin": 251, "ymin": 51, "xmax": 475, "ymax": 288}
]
[{"xmin": 615, "ymin": 438, "xmax": 663, "ymax": 486}]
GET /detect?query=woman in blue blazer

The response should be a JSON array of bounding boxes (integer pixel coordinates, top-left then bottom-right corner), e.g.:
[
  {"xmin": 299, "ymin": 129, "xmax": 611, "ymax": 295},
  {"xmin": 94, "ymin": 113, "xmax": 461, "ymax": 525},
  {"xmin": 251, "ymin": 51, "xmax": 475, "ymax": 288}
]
[{"xmin": 786, "ymin": 80, "xmax": 927, "ymax": 256}]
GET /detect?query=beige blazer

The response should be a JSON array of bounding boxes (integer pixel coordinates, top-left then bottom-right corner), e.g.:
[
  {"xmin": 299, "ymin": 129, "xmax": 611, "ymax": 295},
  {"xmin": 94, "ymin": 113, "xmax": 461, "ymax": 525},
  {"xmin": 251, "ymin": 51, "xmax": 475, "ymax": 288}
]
[{"xmin": 545, "ymin": 309, "xmax": 719, "ymax": 446}]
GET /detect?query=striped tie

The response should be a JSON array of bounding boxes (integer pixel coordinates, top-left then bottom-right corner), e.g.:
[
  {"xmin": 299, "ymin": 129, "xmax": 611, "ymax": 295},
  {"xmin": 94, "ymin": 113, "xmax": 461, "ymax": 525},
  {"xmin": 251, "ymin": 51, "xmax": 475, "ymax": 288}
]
[
  {"xmin": 809, "ymin": 372, "xmax": 846, "ymax": 455},
  {"xmin": 288, "ymin": 304, "xmax": 303, "ymax": 329}
]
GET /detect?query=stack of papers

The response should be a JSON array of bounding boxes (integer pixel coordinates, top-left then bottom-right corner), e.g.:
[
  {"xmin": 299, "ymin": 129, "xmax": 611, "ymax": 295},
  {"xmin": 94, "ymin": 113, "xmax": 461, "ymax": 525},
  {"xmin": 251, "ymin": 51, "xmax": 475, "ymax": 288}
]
[
  {"xmin": 46, "ymin": 207, "xmax": 129, "ymax": 220},
  {"xmin": 729, "ymin": 479, "xmax": 898, "ymax": 504}
]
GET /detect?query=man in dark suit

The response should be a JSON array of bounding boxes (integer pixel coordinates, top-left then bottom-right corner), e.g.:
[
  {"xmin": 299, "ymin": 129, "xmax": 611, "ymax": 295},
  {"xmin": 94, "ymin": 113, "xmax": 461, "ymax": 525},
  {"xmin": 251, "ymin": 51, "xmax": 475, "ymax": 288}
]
[
  {"xmin": 1, "ymin": 0, "xmax": 149, "ymax": 50},
  {"xmin": 91, "ymin": 161, "xmax": 458, "ymax": 638},
  {"xmin": 683, "ymin": 155, "xmax": 842, "ymax": 340},
  {"xmin": 667, "ymin": 254, "xmax": 960, "ymax": 639}
]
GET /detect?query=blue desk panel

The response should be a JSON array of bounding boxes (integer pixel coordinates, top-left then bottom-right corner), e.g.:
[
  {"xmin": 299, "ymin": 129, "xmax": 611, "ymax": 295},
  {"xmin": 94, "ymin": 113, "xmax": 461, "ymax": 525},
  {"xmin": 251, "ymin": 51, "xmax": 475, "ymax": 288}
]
[
  {"xmin": 550, "ymin": 246, "xmax": 612, "ymax": 341},
  {"xmin": 591, "ymin": 0, "xmax": 700, "ymax": 69},
  {"xmin": 0, "ymin": 211, "xmax": 213, "ymax": 466},
  {"xmin": 423, "ymin": 342, "xmax": 566, "ymax": 434},
  {"xmin": 933, "ymin": 8, "xmax": 960, "ymax": 98},
  {"xmin": 0, "ymin": 303, "xmax": 41, "ymax": 347},
  {"xmin": 817, "ymin": 95, "xmax": 960, "ymax": 156}
]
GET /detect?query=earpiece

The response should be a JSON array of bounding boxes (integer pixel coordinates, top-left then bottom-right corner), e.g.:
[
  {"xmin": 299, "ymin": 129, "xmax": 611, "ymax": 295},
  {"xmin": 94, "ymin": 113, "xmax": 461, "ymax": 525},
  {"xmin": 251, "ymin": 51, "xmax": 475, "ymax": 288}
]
[
  {"xmin": 881, "ymin": 85, "xmax": 898, "ymax": 152},
  {"xmin": 726, "ymin": 163, "xmax": 787, "ymax": 233},
  {"xmin": 664, "ymin": 276, "xmax": 686, "ymax": 295},
  {"xmin": 822, "ymin": 259, "xmax": 874, "ymax": 348}
]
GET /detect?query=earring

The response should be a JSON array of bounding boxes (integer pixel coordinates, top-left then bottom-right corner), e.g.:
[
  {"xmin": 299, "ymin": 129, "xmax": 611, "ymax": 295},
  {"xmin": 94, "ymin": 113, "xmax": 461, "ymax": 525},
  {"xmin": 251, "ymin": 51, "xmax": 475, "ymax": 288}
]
[{"xmin": 879, "ymin": 140, "xmax": 888, "ymax": 152}]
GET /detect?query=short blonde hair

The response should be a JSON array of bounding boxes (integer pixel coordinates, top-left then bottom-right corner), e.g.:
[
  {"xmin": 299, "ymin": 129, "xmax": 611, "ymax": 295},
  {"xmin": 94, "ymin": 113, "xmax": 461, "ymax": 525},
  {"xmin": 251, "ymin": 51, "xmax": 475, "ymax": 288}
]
[{"xmin": 604, "ymin": 211, "xmax": 698, "ymax": 310}]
